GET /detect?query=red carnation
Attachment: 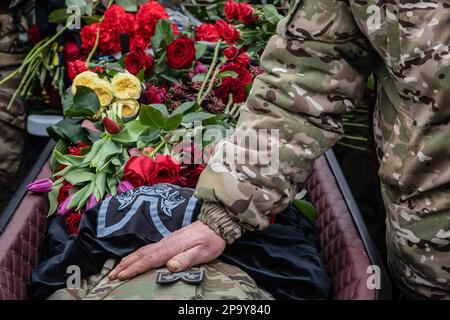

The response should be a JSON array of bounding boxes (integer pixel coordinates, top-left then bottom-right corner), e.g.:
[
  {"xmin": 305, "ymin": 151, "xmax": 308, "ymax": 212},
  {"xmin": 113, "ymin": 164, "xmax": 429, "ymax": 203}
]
[
  {"xmin": 215, "ymin": 20, "xmax": 240, "ymax": 45},
  {"xmin": 224, "ymin": 0, "xmax": 239, "ymax": 21},
  {"xmin": 167, "ymin": 37, "xmax": 196, "ymax": 70},
  {"xmin": 237, "ymin": 2, "xmax": 255, "ymax": 25},
  {"xmin": 220, "ymin": 61, "xmax": 252, "ymax": 84},
  {"xmin": 65, "ymin": 212, "xmax": 82, "ymax": 235},
  {"xmin": 150, "ymin": 154, "xmax": 180, "ymax": 185},
  {"xmin": 124, "ymin": 49, "xmax": 154, "ymax": 77},
  {"xmin": 195, "ymin": 24, "xmax": 221, "ymax": 42},
  {"xmin": 80, "ymin": 23, "xmax": 99, "ymax": 53},
  {"xmin": 124, "ymin": 155, "xmax": 156, "ymax": 188},
  {"xmin": 67, "ymin": 60, "xmax": 88, "ymax": 80},
  {"xmin": 214, "ymin": 76, "xmax": 247, "ymax": 103},
  {"xmin": 135, "ymin": 1, "xmax": 169, "ymax": 47}
]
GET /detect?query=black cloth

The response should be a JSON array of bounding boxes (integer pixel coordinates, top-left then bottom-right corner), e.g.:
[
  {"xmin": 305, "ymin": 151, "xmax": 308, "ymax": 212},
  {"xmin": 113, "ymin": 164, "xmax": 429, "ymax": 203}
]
[
  {"xmin": 29, "ymin": 184, "xmax": 201, "ymax": 299},
  {"xmin": 30, "ymin": 184, "xmax": 331, "ymax": 300},
  {"xmin": 221, "ymin": 205, "xmax": 331, "ymax": 299}
]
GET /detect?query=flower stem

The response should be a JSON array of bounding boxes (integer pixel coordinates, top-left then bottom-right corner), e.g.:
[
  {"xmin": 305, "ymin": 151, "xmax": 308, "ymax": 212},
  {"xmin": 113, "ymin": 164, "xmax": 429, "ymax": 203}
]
[
  {"xmin": 199, "ymin": 64, "xmax": 221, "ymax": 104},
  {"xmin": 197, "ymin": 40, "xmax": 222, "ymax": 105},
  {"xmin": 150, "ymin": 136, "xmax": 169, "ymax": 157},
  {"xmin": 86, "ymin": 0, "xmax": 114, "ymax": 65},
  {"xmin": 337, "ymin": 142, "xmax": 367, "ymax": 152}
]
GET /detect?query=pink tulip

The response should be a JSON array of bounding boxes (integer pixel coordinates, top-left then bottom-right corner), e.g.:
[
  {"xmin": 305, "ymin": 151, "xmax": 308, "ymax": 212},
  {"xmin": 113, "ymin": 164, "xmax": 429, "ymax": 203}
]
[
  {"xmin": 26, "ymin": 179, "xmax": 53, "ymax": 193},
  {"xmin": 86, "ymin": 193, "xmax": 99, "ymax": 211},
  {"xmin": 57, "ymin": 195, "xmax": 73, "ymax": 216},
  {"xmin": 118, "ymin": 181, "xmax": 134, "ymax": 194}
]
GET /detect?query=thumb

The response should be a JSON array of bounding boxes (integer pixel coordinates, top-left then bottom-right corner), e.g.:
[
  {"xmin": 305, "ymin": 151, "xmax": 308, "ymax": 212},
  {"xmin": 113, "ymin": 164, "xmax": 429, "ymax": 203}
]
[{"xmin": 166, "ymin": 246, "xmax": 201, "ymax": 273}]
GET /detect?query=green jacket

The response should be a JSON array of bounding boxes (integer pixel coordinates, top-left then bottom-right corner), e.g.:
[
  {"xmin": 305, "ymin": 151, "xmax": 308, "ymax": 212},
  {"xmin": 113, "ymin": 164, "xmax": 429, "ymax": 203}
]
[{"xmin": 196, "ymin": 0, "xmax": 450, "ymax": 299}]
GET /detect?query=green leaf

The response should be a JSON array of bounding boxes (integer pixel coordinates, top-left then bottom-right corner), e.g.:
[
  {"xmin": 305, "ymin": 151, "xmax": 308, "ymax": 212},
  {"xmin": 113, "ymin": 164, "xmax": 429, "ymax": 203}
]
[
  {"xmin": 47, "ymin": 184, "xmax": 62, "ymax": 217},
  {"xmin": 182, "ymin": 111, "xmax": 215, "ymax": 123},
  {"xmin": 52, "ymin": 150, "xmax": 84, "ymax": 166},
  {"xmin": 51, "ymin": 139, "xmax": 68, "ymax": 171},
  {"xmin": 161, "ymin": 74, "xmax": 180, "ymax": 84},
  {"xmin": 65, "ymin": 170, "xmax": 96, "ymax": 185},
  {"xmin": 95, "ymin": 171, "xmax": 107, "ymax": 199},
  {"xmin": 155, "ymin": 19, "xmax": 174, "ymax": 46},
  {"xmin": 48, "ymin": 8, "xmax": 70, "ymax": 24},
  {"xmin": 163, "ymin": 113, "xmax": 183, "ymax": 131},
  {"xmin": 115, "ymin": 0, "xmax": 138, "ymax": 12},
  {"xmin": 194, "ymin": 43, "xmax": 207, "ymax": 60},
  {"xmin": 65, "ymin": 86, "xmax": 100, "ymax": 118},
  {"xmin": 172, "ymin": 101, "xmax": 197, "ymax": 115},
  {"xmin": 292, "ymin": 199, "xmax": 318, "ymax": 222},
  {"xmin": 68, "ymin": 182, "xmax": 95, "ymax": 212},
  {"xmin": 112, "ymin": 120, "xmax": 147, "ymax": 145},
  {"xmin": 218, "ymin": 71, "xmax": 238, "ymax": 79},
  {"xmin": 139, "ymin": 104, "xmax": 165, "ymax": 128},
  {"xmin": 47, "ymin": 119, "xmax": 88, "ymax": 145},
  {"xmin": 191, "ymin": 73, "xmax": 207, "ymax": 83},
  {"xmin": 139, "ymin": 127, "xmax": 161, "ymax": 144},
  {"xmin": 263, "ymin": 5, "xmax": 283, "ymax": 25},
  {"xmin": 107, "ymin": 174, "xmax": 118, "ymax": 196},
  {"xmin": 150, "ymin": 104, "xmax": 169, "ymax": 118},
  {"xmin": 91, "ymin": 139, "xmax": 122, "ymax": 170}
]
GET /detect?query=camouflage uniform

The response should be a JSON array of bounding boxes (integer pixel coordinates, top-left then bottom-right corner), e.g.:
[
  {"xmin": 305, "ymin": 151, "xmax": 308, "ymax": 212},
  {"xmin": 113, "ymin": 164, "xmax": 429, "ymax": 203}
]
[
  {"xmin": 0, "ymin": 12, "xmax": 28, "ymax": 210},
  {"xmin": 48, "ymin": 259, "xmax": 273, "ymax": 300},
  {"xmin": 195, "ymin": 0, "xmax": 450, "ymax": 299}
]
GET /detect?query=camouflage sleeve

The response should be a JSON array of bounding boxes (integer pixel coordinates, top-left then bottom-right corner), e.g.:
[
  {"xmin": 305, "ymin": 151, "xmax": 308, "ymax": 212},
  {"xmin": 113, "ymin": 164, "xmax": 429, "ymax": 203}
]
[{"xmin": 195, "ymin": 0, "xmax": 374, "ymax": 243}]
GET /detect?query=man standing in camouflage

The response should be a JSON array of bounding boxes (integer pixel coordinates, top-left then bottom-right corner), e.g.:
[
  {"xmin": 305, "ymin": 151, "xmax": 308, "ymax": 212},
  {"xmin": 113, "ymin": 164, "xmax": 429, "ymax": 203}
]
[{"xmin": 110, "ymin": 0, "xmax": 450, "ymax": 299}]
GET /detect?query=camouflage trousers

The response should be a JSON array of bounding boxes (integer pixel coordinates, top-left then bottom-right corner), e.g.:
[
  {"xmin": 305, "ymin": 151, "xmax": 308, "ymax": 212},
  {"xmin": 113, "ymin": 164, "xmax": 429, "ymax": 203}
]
[
  {"xmin": 48, "ymin": 260, "xmax": 273, "ymax": 300},
  {"xmin": 373, "ymin": 82, "xmax": 450, "ymax": 300}
]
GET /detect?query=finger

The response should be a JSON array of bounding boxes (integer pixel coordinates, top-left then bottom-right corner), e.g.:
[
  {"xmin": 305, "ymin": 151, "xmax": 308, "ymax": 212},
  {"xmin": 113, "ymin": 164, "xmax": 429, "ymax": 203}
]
[
  {"xmin": 108, "ymin": 249, "xmax": 146, "ymax": 280},
  {"xmin": 116, "ymin": 257, "xmax": 159, "ymax": 280},
  {"xmin": 166, "ymin": 246, "xmax": 203, "ymax": 273}
]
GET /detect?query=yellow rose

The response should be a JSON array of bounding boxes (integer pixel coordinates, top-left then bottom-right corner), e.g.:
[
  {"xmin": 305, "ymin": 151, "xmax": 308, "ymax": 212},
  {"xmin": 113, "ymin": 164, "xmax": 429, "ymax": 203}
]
[
  {"xmin": 71, "ymin": 71, "xmax": 99, "ymax": 95},
  {"xmin": 111, "ymin": 72, "xmax": 142, "ymax": 100},
  {"xmin": 117, "ymin": 99, "xmax": 140, "ymax": 118},
  {"xmin": 90, "ymin": 79, "xmax": 113, "ymax": 107}
]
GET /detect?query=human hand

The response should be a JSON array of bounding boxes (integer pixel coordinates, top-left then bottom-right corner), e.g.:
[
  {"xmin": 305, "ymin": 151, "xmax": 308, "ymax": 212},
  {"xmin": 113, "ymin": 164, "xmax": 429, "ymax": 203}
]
[{"xmin": 108, "ymin": 220, "xmax": 226, "ymax": 280}]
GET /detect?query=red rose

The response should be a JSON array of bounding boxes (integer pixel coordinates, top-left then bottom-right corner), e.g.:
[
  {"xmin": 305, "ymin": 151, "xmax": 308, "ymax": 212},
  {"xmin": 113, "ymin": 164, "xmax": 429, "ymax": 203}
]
[
  {"xmin": 124, "ymin": 155, "xmax": 156, "ymax": 187},
  {"xmin": 124, "ymin": 49, "xmax": 154, "ymax": 77},
  {"xmin": 224, "ymin": 0, "xmax": 239, "ymax": 21},
  {"xmin": 65, "ymin": 212, "xmax": 82, "ymax": 235},
  {"xmin": 214, "ymin": 76, "xmax": 247, "ymax": 103},
  {"xmin": 144, "ymin": 83, "xmax": 166, "ymax": 104},
  {"xmin": 215, "ymin": 20, "xmax": 240, "ymax": 45},
  {"xmin": 178, "ymin": 164, "xmax": 206, "ymax": 188},
  {"xmin": 150, "ymin": 154, "xmax": 180, "ymax": 185},
  {"xmin": 57, "ymin": 180, "xmax": 73, "ymax": 204},
  {"xmin": 172, "ymin": 142, "xmax": 203, "ymax": 165},
  {"xmin": 237, "ymin": 2, "xmax": 255, "ymax": 25},
  {"xmin": 195, "ymin": 24, "xmax": 221, "ymax": 42},
  {"xmin": 167, "ymin": 37, "xmax": 196, "ymax": 70},
  {"xmin": 27, "ymin": 24, "xmax": 43, "ymax": 44}
]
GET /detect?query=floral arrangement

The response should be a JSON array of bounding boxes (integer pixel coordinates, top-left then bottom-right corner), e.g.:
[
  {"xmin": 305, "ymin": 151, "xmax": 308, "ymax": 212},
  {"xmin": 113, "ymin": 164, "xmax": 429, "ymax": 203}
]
[{"xmin": 25, "ymin": 0, "xmax": 284, "ymax": 235}]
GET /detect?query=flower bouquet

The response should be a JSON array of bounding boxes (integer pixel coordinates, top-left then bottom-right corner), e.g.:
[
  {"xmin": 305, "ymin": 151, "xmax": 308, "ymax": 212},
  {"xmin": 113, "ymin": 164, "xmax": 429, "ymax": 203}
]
[{"xmin": 25, "ymin": 0, "xmax": 285, "ymax": 234}]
